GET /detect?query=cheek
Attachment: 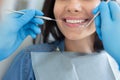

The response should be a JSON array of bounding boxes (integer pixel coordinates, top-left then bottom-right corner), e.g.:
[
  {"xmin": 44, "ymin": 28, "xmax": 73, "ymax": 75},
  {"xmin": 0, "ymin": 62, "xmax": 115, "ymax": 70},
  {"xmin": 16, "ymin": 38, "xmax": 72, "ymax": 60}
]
[
  {"xmin": 85, "ymin": 1, "xmax": 100, "ymax": 16},
  {"xmin": 54, "ymin": 9, "xmax": 58, "ymax": 19},
  {"xmin": 54, "ymin": 3, "xmax": 65, "ymax": 19},
  {"xmin": 86, "ymin": 8, "xmax": 94, "ymax": 17},
  {"xmin": 54, "ymin": 4, "xmax": 61, "ymax": 19},
  {"xmin": 53, "ymin": 4, "xmax": 64, "ymax": 34}
]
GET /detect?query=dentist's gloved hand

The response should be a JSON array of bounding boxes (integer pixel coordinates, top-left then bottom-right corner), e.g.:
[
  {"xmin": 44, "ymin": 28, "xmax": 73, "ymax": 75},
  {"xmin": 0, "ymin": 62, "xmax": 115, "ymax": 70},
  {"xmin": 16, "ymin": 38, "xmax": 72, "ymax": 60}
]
[
  {"xmin": 93, "ymin": 1, "xmax": 120, "ymax": 68},
  {"xmin": 0, "ymin": 9, "xmax": 44, "ymax": 60}
]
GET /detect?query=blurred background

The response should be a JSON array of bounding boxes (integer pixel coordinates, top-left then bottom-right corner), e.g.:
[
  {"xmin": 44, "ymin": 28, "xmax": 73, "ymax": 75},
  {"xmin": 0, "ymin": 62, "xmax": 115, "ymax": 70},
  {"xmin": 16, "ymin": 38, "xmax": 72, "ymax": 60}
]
[{"xmin": 0, "ymin": 0, "xmax": 120, "ymax": 79}]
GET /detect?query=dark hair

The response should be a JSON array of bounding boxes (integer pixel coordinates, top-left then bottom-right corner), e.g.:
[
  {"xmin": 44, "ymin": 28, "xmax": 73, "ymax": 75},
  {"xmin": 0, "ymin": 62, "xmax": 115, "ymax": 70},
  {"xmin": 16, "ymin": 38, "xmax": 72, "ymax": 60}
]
[{"xmin": 35, "ymin": 0, "xmax": 114, "ymax": 51}]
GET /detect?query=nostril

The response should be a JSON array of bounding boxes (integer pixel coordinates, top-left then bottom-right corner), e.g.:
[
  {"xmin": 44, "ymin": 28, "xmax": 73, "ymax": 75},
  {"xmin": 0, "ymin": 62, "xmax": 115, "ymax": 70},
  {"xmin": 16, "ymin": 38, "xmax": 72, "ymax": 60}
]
[
  {"xmin": 75, "ymin": 10, "xmax": 79, "ymax": 12},
  {"xmin": 67, "ymin": 9, "xmax": 79, "ymax": 13},
  {"xmin": 68, "ymin": 10, "xmax": 71, "ymax": 12}
]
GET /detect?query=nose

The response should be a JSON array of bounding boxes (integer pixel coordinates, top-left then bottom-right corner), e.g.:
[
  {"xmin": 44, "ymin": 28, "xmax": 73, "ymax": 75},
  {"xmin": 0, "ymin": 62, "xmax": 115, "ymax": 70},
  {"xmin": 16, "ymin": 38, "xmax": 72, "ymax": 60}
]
[{"xmin": 65, "ymin": 1, "xmax": 82, "ymax": 14}]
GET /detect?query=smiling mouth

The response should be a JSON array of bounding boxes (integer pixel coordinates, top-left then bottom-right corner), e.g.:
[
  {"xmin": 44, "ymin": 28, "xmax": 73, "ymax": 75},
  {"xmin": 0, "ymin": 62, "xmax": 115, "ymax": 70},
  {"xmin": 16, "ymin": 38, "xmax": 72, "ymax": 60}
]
[{"xmin": 62, "ymin": 18, "xmax": 91, "ymax": 28}]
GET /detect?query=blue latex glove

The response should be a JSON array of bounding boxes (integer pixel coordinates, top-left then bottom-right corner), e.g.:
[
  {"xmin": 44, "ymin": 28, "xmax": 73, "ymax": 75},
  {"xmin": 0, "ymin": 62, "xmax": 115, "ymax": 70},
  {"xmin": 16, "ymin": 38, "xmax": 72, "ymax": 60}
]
[
  {"xmin": 93, "ymin": 1, "xmax": 120, "ymax": 69},
  {"xmin": 0, "ymin": 9, "xmax": 44, "ymax": 60}
]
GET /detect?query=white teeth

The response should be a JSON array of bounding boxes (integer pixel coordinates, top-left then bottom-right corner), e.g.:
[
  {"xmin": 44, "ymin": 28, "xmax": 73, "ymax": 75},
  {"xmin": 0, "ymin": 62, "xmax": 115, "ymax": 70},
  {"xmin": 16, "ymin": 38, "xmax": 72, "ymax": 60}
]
[{"xmin": 66, "ymin": 20, "xmax": 85, "ymax": 24}]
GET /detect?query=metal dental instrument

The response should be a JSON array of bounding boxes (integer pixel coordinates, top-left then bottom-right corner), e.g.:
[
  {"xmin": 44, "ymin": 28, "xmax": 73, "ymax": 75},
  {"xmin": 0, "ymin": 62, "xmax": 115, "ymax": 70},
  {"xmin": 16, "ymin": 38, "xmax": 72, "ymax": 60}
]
[
  {"xmin": 8, "ymin": 10, "xmax": 57, "ymax": 21},
  {"xmin": 85, "ymin": 0, "xmax": 109, "ymax": 27}
]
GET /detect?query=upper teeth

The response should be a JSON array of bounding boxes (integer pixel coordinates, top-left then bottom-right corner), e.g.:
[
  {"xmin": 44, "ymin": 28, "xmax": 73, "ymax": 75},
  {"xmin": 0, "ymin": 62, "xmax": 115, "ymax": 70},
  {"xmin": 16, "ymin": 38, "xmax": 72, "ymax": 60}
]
[{"xmin": 66, "ymin": 20, "xmax": 85, "ymax": 23}]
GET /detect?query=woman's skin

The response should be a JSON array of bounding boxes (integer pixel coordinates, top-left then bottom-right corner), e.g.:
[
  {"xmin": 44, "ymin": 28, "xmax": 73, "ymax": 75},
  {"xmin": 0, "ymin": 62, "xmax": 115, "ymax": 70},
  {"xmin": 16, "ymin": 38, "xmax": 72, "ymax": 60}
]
[
  {"xmin": 0, "ymin": 0, "xmax": 2, "ymax": 17},
  {"xmin": 54, "ymin": 0, "xmax": 101, "ymax": 53},
  {"xmin": 0, "ymin": 0, "xmax": 2, "ymax": 8}
]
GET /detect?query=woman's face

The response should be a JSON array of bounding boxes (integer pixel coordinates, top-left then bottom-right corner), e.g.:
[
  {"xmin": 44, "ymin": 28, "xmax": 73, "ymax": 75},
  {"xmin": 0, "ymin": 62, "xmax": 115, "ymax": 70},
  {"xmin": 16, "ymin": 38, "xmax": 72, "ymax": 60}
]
[{"xmin": 54, "ymin": 0, "xmax": 100, "ymax": 40}]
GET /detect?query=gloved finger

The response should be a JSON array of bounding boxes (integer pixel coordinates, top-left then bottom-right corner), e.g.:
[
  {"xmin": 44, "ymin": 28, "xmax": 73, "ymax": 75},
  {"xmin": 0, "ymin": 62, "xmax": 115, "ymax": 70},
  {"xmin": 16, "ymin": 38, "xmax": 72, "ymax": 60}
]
[
  {"xmin": 7, "ymin": 13, "xmax": 21, "ymax": 18},
  {"xmin": 20, "ymin": 9, "xmax": 44, "ymax": 17},
  {"xmin": 9, "ymin": 10, "xmax": 35, "ymax": 30},
  {"xmin": 92, "ymin": 6, "xmax": 102, "ymax": 40},
  {"xmin": 92, "ymin": 5, "xmax": 99, "ymax": 14},
  {"xmin": 92, "ymin": 6, "xmax": 100, "ymax": 27},
  {"xmin": 18, "ymin": 9, "xmax": 44, "ymax": 16},
  {"xmin": 24, "ymin": 22, "xmax": 41, "ymax": 34},
  {"xmin": 99, "ymin": 1, "xmax": 111, "ymax": 23},
  {"xmin": 17, "ymin": 9, "xmax": 36, "ymax": 26},
  {"xmin": 108, "ymin": 1, "xmax": 120, "ymax": 20},
  {"xmin": 18, "ymin": 28, "xmax": 29, "ymax": 40},
  {"xmin": 7, "ymin": 9, "xmax": 28, "ymax": 18},
  {"xmin": 7, "ymin": 9, "xmax": 44, "ymax": 18},
  {"xmin": 28, "ymin": 30, "xmax": 37, "ymax": 39},
  {"xmin": 34, "ymin": 10, "xmax": 44, "ymax": 16},
  {"xmin": 29, "ymin": 24, "xmax": 41, "ymax": 34},
  {"xmin": 5, "ymin": 13, "xmax": 21, "ymax": 23},
  {"xmin": 31, "ymin": 18, "xmax": 44, "ymax": 25},
  {"xmin": 5, "ymin": 10, "xmax": 28, "ymax": 24},
  {"xmin": 18, "ymin": 9, "xmax": 44, "ymax": 26}
]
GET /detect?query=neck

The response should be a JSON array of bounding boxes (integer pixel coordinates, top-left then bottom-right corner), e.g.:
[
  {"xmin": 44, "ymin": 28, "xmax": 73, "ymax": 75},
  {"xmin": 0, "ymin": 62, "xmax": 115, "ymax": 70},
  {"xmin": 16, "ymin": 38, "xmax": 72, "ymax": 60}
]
[{"xmin": 65, "ymin": 35, "xmax": 95, "ymax": 53}]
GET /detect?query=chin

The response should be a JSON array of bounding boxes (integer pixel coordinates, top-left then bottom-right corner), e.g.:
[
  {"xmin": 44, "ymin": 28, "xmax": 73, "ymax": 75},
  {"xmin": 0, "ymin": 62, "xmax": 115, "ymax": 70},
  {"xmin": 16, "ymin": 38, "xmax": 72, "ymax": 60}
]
[
  {"xmin": 65, "ymin": 33, "xmax": 94, "ymax": 41},
  {"xmin": 65, "ymin": 35, "xmax": 85, "ymax": 41}
]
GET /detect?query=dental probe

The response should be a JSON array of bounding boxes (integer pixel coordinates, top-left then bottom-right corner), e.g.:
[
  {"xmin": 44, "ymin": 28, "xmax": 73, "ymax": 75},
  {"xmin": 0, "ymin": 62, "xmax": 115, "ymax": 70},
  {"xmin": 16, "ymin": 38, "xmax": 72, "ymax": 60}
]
[
  {"xmin": 8, "ymin": 10, "xmax": 57, "ymax": 21},
  {"xmin": 85, "ymin": 0, "xmax": 109, "ymax": 27}
]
